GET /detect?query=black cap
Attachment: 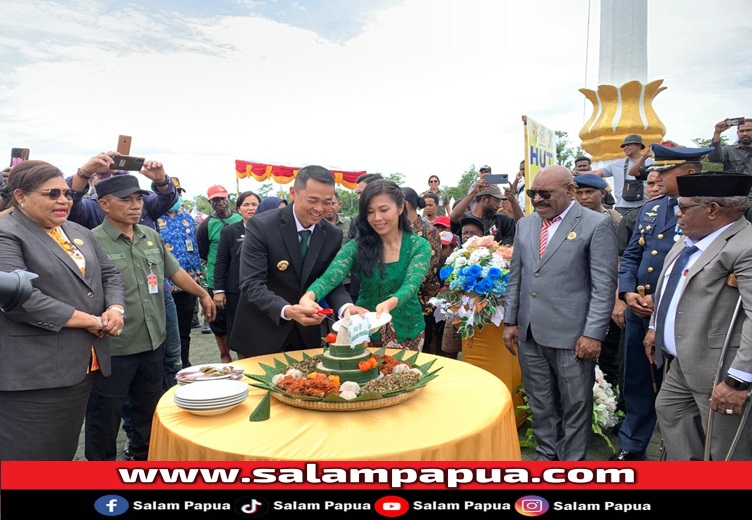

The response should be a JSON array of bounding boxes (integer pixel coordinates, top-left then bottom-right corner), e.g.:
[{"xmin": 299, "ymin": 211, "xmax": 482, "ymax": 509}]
[
  {"xmin": 459, "ymin": 215, "xmax": 484, "ymax": 232},
  {"xmin": 677, "ymin": 173, "xmax": 752, "ymax": 198},
  {"xmin": 95, "ymin": 174, "xmax": 150, "ymax": 199},
  {"xmin": 574, "ymin": 173, "xmax": 608, "ymax": 190},
  {"xmin": 620, "ymin": 134, "xmax": 645, "ymax": 149}
]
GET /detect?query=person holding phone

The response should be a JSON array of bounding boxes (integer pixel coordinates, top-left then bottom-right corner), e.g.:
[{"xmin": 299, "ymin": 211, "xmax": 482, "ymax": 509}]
[
  {"xmin": 708, "ymin": 117, "xmax": 752, "ymax": 183},
  {"xmin": 449, "ymin": 182, "xmax": 516, "ymax": 245}
]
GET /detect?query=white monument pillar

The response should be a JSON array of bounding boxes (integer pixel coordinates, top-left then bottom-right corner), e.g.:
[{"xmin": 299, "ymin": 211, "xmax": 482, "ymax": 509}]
[
  {"xmin": 598, "ymin": 0, "xmax": 647, "ymax": 85},
  {"xmin": 578, "ymin": 0, "xmax": 665, "ymax": 162}
]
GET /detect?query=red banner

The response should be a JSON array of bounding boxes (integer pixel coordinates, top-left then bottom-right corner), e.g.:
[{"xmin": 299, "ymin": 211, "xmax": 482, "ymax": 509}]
[
  {"xmin": 234, "ymin": 161, "xmax": 365, "ymax": 190},
  {"xmin": 3, "ymin": 461, "xmax": 751, "ymax": 490}
]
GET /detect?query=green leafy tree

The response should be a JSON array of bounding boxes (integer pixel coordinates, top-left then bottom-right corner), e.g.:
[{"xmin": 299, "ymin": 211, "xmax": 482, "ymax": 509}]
[
  {"xmin": 692, "ymin": 137, "xmax": 726, "ymax": 172},
  {"xmin": 337, "ymin": 188, "xmax": 359, "ymax": 218},
  {"xmin": 444, "ymin": 166, "xmax": 479, "ymax": 207},
  {"xmin": 556, "ymin": 130, "xmax": 587, "ymax": 170},
  {"xmin": 182, "ymin": 199, "xmax": 194, "ymax": 212},
  {"xmin": 257, "ymin": 182, "xmax": 275, "ymax": 198},
  {"xmin": 194, "ymin": 195, "xmax": 212, "ymax": 216},
  {"xmin": 385, "ymin": 172, "xmax": 405, "ymax": 186}
]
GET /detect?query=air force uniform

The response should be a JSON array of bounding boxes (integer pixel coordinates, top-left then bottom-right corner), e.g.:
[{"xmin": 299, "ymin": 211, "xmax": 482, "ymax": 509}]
[{"xmin": 614, "ymin": 144, "xmax": 714, "ymax": 459}]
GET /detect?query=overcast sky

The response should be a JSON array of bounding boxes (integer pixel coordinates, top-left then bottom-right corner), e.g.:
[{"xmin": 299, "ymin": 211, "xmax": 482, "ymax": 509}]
[{"xmin": 1, "ymin": 0, "xmax": 750, "ymax": 199}]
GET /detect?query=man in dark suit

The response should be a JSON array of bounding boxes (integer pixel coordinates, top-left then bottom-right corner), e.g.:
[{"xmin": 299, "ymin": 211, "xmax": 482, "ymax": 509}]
[
  {"xmin": 503, "ymin": 165, "xmax": 618, "ymax": 461},
  {"xmin": 229, "ymin": 165, "xmax": 366, "ymax": 357}
]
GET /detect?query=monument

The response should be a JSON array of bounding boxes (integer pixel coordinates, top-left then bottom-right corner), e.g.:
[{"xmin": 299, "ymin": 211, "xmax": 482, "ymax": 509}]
[{"xmin": 578, "ymin": 0, "xmax": 666, "ymax": 162}]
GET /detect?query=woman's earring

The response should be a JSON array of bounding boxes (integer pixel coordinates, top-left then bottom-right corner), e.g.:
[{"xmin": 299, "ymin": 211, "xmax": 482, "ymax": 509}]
[{"xmin": 21, "ymin": 203, "xmax": 25, "ymax": 208}]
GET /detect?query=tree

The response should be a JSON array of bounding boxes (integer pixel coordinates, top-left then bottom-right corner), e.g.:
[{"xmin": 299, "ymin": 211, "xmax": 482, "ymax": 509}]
[
  {"xmin": 194, "ymin": 195, "xmax": 212, "ymax": 216},
  {"xmin": 385, "ymin": 172, "xmax": 405, "ymax": 186},
  {"xmin": 257, "ymin": 182, "xmax": 275, "ymax": 198},
  {"xmin": 556, "ymin": 130, "xmax": 587, "ymax": 170},
  {"xmin": 692, "ymin": 137, "xmax": 726, "ymax": 172},
  {"xmin": 444, "ymin": 166, "xmax": 481, "ymax": 209}
]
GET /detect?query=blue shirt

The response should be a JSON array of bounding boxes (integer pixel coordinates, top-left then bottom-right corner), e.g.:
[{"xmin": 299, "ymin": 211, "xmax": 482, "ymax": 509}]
[{"xmin": 157, "ymin": 209, "xmax": 203, "ymax": 289}]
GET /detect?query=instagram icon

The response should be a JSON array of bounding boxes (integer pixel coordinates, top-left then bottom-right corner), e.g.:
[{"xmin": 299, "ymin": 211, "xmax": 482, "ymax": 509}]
[{"xmin": 515, "ymin": 495, "xmax": 550, "ymax": 516}]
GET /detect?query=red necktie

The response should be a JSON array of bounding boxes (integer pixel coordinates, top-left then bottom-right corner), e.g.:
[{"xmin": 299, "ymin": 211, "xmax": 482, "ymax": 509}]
[{"xmin": 539, "ymin": 216, "xmax": 561, "ymax": 257}]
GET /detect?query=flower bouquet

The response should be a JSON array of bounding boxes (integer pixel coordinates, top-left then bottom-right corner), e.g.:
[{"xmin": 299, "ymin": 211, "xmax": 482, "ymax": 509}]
[
  {"xmin": 433, "ymin": 235, "xmax": 512, "ymax": 340},
  {"xmin": 517, "ymin": 365, "xmax": 624, "ymax": 452}
]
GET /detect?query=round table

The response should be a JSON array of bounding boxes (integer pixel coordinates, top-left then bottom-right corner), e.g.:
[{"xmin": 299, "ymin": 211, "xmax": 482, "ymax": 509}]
[{"xmin": 149, "ymin": 349, "xmax": 522, "ymax": 461}]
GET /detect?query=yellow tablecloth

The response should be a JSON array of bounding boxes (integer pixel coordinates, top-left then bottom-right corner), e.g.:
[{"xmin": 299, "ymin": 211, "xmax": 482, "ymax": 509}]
[
  {"xmin": 461, "ymin": 324, "xmax": 527, "ymax": 428},
  {"xmin": 149, "ymin": 349, "xmax": 522, "ymax": 461}
]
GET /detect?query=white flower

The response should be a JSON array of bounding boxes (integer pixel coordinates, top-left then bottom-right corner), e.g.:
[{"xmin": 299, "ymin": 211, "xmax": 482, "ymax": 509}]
[{"xmin": 454, "ymin": 256, "xmax": 468, "ymax": 267}]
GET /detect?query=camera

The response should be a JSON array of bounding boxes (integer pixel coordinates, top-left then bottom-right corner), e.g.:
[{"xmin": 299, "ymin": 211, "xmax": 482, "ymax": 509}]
[
  {"xmin": 727, "ymin": 117, "xmax": 746, "ymax": 126},
  {"xmin": 0, "ymin": 269, "xmax": 38, "ymax": 312}
]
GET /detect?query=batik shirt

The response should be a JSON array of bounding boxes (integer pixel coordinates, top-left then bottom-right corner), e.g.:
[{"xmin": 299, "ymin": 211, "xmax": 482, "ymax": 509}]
[{"xmin": 157, "ymin": 209, "xmax": 203, "ymax": 290}]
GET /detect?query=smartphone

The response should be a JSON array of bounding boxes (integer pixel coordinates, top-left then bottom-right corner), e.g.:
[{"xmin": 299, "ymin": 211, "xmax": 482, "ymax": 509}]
[
  {"xmin": 10, "ymin": 148, "xmax": 29, "ymax": 167},
  {"xmin": 117, "ymin": 135, "xmax": 132, "ymax": 155},
  {"xmin": 484, "ymin": 174, "xmax": 509, "ymax": 184},
  {"xmin": 110, "ymin": 155, "xmax": 145, "ymax": 171},
  {"xmin": 727, "ymin": 117, "xmax": 746, "ymax": 126}
]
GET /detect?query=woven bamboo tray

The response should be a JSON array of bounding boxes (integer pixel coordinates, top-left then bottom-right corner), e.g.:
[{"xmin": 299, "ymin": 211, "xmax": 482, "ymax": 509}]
[{"xmin": 269, "ymin": 387, "xmax": 423, "ymax": 412}]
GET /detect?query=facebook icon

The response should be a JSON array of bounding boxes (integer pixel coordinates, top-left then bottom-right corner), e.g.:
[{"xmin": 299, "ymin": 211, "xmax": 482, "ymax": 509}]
[{"xmin": 94, "ymin": 495, "xmax": 129, "ymax": 516}]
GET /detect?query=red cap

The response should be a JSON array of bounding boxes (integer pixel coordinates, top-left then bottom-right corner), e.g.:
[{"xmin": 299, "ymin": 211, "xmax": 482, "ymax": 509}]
[
  {"xmin": 440, "ymin": 231, "xmax": 457, "ymax": 246},
  {"xmin": 207, "ymin": 185, "xmax": 229, "ymax": 200},
  {"xmin": 433, "ymin": 216, "xmax": 451, "ymax": 229}
]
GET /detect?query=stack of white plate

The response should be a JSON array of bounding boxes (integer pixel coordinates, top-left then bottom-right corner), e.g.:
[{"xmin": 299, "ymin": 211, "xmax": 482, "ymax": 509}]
[
  {"xmin": 175, "ymin": 363, "xmax": 245, "ymax": 385},
  {"xmin": 174, "ymin": 379, "xmax": 249, "ymax": 416}
]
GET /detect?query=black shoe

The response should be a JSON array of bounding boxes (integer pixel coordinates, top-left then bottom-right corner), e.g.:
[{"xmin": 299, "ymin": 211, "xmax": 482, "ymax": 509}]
[
  {"xmin": 123, "ymin": 439, "xmax": 133, "ymax": 460},
  {"xmin": 609, "ymin": 449, "xmax": 645, "ymax": 461}
]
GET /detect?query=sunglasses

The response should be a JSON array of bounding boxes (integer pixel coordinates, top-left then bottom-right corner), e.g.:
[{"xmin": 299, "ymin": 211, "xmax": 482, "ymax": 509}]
[
  {"xmin": 525, "ymin": 189, "xmax": 555, "ymax": 199},
  {"xmin": 32, "ymin": 189, "xmax": 74, "ymax": 200},
  {"xmin": 96, "ymin": 170, "xmax": 127, "ymax": 180},
  {"xmin": 526, "ymin": 184, "xmax": 571, "ymax": 200}
]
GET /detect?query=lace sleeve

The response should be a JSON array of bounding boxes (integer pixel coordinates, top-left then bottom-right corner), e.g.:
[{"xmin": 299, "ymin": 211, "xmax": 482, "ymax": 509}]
[
  {"xmin": 306, "ymin": 240, "xmax": 357, "ymax": 300},
  {"xmin": 392, "ymin": 235, "xmax": 432, "ymax": 305}
]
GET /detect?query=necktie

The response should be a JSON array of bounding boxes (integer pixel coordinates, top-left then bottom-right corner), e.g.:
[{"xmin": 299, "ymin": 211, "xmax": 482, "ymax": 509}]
[
  {"xmin": 654, "ymin": 244, "xmax": 699, "ymax": 353},
  {"xmin": 539, "ymin": 216, "xmax": 561, "ymax": 257},
  {"xmin": 299, "ymin": 229, "xmax": 311, "ymax": 261}
]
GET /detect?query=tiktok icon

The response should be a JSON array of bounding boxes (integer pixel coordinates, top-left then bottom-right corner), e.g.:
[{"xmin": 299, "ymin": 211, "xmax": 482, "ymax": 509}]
[{"xmin": 235, "ymin": 497, "xmax": 269, "ymax": 516}]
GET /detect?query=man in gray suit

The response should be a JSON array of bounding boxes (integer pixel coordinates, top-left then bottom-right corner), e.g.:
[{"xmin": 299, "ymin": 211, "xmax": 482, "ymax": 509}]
[
  {"xmin": 645, "ymin": 173, "xmax": 752, "ymax": 460},
  {"xmin": 503, "ymin": 165, "xmax": 618, "ymax": 460}
]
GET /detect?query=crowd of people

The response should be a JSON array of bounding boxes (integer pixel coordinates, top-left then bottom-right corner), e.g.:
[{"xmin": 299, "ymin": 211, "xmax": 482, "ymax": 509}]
[{"xmin": 0, "ymin": 117, "xmax": 751, "ymax": 462}]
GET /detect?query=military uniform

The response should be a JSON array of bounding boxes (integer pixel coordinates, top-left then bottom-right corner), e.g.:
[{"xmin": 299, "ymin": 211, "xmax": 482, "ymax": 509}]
[{"xmin": 613, "ymin": 144, "xmax": 714, "ymax": 460}]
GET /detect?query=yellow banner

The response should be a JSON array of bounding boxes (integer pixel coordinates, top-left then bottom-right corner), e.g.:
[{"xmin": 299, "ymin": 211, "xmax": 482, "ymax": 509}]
[{"xmin": 522, "ymin": 116, "xmax": 558, "ymax": 214}]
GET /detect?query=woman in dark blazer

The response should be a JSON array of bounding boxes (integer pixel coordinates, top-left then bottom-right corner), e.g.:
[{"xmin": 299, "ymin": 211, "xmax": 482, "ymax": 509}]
[
  {"xmin": 0, "ymin": 161, "xmax": 125, "ymax": 460},
  {"xmin": 213, "ymin": 191, "xmax": 261, "ymax": 357}
]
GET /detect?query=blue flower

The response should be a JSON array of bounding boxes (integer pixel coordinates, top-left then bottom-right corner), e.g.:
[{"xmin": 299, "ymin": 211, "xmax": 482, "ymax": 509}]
[
  {"xmin": 440, "ymin": 265, "xmax": 454, "ymax": 281},
  {"xmin": 487, "ymin": 267, "xmax": 502, "ymax": 280},
  {"xmin": 462, "ymin": 278, "xmax": 476, "ymax": 292},
  {"xmin": 475, "ymin": 278, "xmax": 493, "ymax": 294},
  {"xmin": 467, "ymin": 264, "xmax": 482, "ymax": 278}
]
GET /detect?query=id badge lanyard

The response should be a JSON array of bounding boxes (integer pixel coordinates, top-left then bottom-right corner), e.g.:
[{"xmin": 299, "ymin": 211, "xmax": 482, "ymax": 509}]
[{"xmin": 147, "ymin": 261, "xmax": 159, "ymax": 294}]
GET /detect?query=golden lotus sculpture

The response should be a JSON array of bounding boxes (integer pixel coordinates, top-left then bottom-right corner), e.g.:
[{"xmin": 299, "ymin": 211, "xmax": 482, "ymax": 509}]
[{"xmin": 579, "ymin": 79, "xmax": 667, "ymax": 162}]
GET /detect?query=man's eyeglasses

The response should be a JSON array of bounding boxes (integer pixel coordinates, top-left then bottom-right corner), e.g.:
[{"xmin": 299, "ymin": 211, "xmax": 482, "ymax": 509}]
[
  {"xmin": 676, "ymin": 203, "xmax": 705, "ymax": 213},
  {"xmin": 32, "ymin": 189, "xmax": 74, "ymax": 200},
  {"xmin": 96, "ymin": 170, "xmax": 127, "ymax": 180},
  {"xmin": 429, "ymin": 179, "xmax": 439, "ymax": 184}
]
